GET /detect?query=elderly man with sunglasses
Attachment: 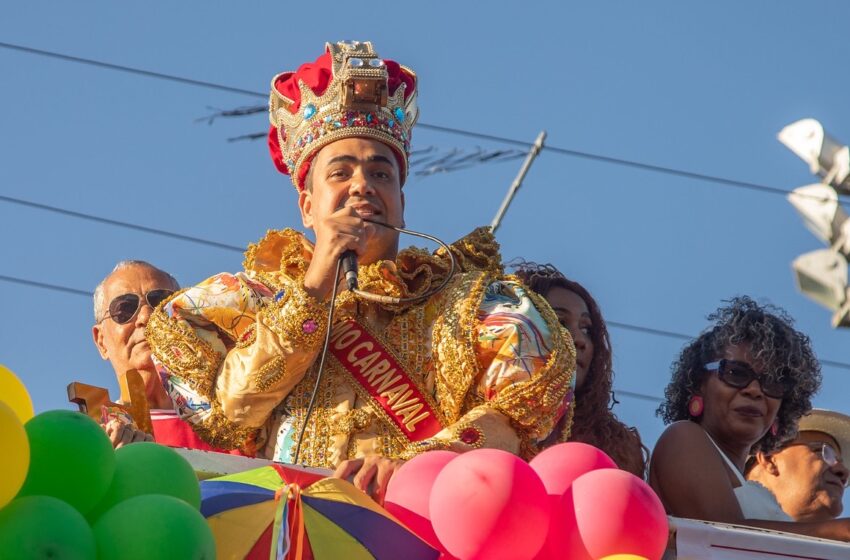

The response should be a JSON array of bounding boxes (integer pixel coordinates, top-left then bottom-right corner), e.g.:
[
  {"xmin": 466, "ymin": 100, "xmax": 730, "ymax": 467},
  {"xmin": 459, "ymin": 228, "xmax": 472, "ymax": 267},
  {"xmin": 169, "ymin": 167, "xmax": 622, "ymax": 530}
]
[
  {"xmin": 93, "ymin": 260, "xmax": 248, "ymax": 453},
  {"xmin": 746, "ymin": 409, "xmax": 850, "ymax": 522},
  {"xmin": 92, "ymin": 260, "xmax": 176, "ymax": 447}
]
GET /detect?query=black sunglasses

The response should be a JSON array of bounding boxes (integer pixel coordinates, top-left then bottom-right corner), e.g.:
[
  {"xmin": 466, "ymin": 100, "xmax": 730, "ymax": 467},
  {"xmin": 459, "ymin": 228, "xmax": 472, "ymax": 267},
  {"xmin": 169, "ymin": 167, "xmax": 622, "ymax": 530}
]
[
  {"xmin": 704, "ymin": 359, "xmax": 789, "ymax": 399},
  {"xmin": 99, "ymin": 289, "xmax": 174, "ymax": 325}
]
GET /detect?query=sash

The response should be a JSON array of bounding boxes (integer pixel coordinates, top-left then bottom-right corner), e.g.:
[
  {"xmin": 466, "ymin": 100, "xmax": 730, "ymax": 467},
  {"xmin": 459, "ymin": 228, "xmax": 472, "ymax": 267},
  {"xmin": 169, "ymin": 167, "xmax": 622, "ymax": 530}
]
[{"xmin": 328, "ymin": 319, "xmax": 443, "ymax": 442}]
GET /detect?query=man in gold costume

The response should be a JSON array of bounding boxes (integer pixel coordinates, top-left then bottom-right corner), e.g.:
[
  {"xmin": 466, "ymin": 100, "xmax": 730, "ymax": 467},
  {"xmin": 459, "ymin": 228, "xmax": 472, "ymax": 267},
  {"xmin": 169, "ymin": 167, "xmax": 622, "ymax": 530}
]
[{"xmin": 146, "ymin": 41, "xmax": 574, "ymax": 498}]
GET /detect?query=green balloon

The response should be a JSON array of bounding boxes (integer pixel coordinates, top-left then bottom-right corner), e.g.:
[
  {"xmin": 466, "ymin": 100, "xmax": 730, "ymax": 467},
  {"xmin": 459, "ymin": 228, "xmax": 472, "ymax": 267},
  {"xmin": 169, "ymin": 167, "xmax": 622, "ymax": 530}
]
[
  {"xmin": 0, "ymin": 495, "xmax": 96, "ymax": 560},
  {"xmin": 94, "ymin": 494, "xmax": 215, "ymax": 560},
  {"xmin": 88, "ymin": 442, "xmax": 201, "ymax": 521},
  {"xmin": 18, "ymin": 410, "xmax": 115, "ymax": 515}
]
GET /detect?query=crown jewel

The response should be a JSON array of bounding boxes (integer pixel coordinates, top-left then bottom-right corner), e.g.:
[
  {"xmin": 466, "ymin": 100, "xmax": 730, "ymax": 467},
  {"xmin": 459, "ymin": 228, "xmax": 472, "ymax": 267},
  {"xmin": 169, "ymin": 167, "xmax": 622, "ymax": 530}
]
[{"xmin": 269, "ymin": 41, "xmax": 419, "ymax": 190}]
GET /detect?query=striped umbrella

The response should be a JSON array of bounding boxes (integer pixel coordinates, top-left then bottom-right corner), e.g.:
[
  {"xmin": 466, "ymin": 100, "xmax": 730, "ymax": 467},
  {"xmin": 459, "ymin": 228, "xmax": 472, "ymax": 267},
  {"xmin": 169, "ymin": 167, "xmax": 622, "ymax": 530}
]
[{"xmin": 201, "ymin": 464, "xmax": 439, "ymax": 560}]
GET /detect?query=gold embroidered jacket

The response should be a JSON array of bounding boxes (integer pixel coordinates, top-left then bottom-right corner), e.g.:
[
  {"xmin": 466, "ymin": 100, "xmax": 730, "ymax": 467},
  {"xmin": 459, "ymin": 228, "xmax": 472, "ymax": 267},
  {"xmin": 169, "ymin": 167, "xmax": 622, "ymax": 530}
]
[{"xmin": 146, "ymin": 227, "xmax": 575, "ymax": 467}]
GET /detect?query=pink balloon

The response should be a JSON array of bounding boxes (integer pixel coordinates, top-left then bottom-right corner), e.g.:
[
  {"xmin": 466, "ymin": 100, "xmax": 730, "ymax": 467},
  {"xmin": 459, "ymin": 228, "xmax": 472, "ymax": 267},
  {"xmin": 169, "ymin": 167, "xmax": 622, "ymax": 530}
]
[
  {"xmin": 429, "ymin": 449, "xmax": 549, "ymax": 560},
  {"xmin": 530, "ymin": 442, "xmax": 617, "ymax": 496},
  {"xmin": 385, "ymin": 450, "xmax": 458, "ymax": 550},
  {"xmin": 569, "ymin": 469, "xmax": 668, "ymax": 560},
  {"xmin": 530, "ymin": 442, "xmax": 618, "ymax": 559}
]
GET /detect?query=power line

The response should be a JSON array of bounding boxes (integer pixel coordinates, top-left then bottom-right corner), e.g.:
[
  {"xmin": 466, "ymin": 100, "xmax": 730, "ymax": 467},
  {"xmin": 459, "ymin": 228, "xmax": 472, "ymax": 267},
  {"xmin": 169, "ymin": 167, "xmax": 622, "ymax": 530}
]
[
  {"xmin": 0, "ymin": 272, "xmax": 664, "ymax": 403},
  {"xmin": 4, "ymin": 41, "xmax": 850, "ymax": 376},
  {"xmin": 0, "ymin": 194, "xmax": 244, "ymax": 253},
  {"xmin": 615, "ymin": 390, "xmax": 663, "ymax": 404},
  {"xmin": 608, "ymin": 320, "xmax": 690, "ymax": 342},
  {"xmin": 2, "ymin": 270, "xmax": 849, "ymax": 374},
  {"xmin": 0, "ymin": 41, "xmax": 264, "ymax": 98},
  {"xmin": 607, "ymin": 319, "xmax": 850, "ymax": 372},
  {"xmin": 3, "ymin": 40, "xmax": 845, "ymax": 205},
  {"xmin": 2, "ymin": 189, "xmax": 849, "ymax": 372},
  {"xmin": 0, "ymin": 274, "xmax": 92, "ymax": 297}
]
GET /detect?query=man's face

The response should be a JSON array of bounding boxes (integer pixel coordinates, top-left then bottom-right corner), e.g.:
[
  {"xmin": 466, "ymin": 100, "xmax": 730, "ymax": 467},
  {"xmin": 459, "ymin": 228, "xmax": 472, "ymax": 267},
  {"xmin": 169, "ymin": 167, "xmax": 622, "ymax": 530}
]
[
  {"xmin": 298, "ymin": 137, "xmax": 404, "ymax": 264},
  {"xmin": 772, "ymin": 431, "xmax": 849, "ymax": 520},
  {"xmin": 92, "ymin": 265, "xmax": 176, "ymax": 384}
]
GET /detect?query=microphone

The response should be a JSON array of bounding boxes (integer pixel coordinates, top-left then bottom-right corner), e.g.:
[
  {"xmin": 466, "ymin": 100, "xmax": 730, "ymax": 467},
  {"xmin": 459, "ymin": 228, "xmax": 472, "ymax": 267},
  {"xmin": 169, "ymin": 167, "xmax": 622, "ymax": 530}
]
[{"xmin": 341, "ymin": 250, "xmax": 358, "ymax": 291}]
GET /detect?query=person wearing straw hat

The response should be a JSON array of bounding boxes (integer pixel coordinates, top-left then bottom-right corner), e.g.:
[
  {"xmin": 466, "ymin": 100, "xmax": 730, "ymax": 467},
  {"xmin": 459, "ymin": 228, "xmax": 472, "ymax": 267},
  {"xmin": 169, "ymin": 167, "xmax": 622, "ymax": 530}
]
[
  {"xmin": 145, "ymin": 41, "xmax": 574, "ymax": 500},
  {"xmin": 746, "ymin": 409, "xmax": 850, "ymax": 521}
]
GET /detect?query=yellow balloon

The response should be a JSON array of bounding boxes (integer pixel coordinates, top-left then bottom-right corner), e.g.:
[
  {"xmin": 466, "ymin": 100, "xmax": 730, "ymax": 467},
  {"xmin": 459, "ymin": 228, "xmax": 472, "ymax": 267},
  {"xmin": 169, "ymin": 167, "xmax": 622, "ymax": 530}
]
[
  {"xmin": 598, "ymin": 556, "xmax": 649, "ymax": 560},
  {"xmin": 0, "ymin": 401, "xmax": 30, "ymax": 509},
  {"xmin": 0, "ymin": 364, "xmax": 34, "ymax": 423}
]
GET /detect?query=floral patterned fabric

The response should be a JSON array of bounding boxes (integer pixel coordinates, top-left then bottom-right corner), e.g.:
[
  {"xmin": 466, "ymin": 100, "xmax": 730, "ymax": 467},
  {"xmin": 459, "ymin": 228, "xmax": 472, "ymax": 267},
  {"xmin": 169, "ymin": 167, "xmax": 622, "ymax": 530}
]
[{"xmin": 146, "ymin": 227, "xmax": 575, "ymax": 466}]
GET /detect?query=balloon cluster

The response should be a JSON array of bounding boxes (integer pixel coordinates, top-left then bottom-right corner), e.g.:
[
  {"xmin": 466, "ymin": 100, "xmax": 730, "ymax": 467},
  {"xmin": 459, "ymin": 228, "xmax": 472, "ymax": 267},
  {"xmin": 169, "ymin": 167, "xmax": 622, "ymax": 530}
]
[
  {"xmin": 385, "ymin": 443, "xmax": 668, "ymax": 560},
  {"xmin": 0, "ymin": 364, "xmax": 215, "ymax": 559}
]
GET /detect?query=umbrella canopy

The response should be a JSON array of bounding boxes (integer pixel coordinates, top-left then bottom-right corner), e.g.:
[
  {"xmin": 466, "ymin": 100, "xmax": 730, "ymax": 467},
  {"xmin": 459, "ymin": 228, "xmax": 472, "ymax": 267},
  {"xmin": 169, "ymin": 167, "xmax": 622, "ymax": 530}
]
[{"xmin": 201, "ymin": 464, "xmax": 439, "ymax": 560}]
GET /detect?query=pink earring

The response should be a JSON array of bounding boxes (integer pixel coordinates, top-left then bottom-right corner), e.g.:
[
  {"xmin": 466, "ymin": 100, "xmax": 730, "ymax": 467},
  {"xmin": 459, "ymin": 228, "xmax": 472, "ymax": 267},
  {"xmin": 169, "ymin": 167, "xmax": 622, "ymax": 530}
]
[
  {"xmin": 688, "ymin": 395, "xmax": 704, "ymax": 417},
  {"xmin": 770, "ymin": 421, "xmax": 779, "ymax": 436}
]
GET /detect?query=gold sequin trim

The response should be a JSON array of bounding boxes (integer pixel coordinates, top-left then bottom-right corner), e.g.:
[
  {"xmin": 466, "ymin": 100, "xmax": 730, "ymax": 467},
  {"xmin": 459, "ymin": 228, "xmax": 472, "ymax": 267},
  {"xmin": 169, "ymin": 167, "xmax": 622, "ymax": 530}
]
[
  {"xmin": 452, "ymin": 421, "xmax": 486, "ymax": 449},
  {"xmin": 398, "ymin": 438, "xmax": 453, "ymax": 460},
  {"xmin": 243, "ymin": 228, "xmax": 313, "ymax": 282},
  {"xmin": 253, "ymin": 355, "xmax": 286, "ymax": 392},
  {"xmin": 234, "ymin": 324, "xmax": 257, "ymax": 348},
  {"xmin": 190, "ymin": 400, "xmax": 259, "ymax": 453},
  {"xmin": 328, "ymin": 408, "xmax": 374, "ymax": 434},
  {"xmin": 262, "ymin": 282, "xmax": 328, "ymax": 350},
  {"xmin": 146, "ymin": 292, "xmax": 223, "ymax": 400},
  {"xmin": 558, "ymin": 397, "xmax": 576, "ymax": 443},
  {"xmin": 431, "ymin": 270, "xmax": 492, "ymax": 424}
]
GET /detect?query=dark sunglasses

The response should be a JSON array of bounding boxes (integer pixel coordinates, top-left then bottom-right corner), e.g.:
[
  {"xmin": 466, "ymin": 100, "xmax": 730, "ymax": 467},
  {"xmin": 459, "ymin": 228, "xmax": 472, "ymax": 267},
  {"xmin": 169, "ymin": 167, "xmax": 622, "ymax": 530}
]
[
  {"xmin": 704, "ymin": 359, "xmax": 790, "ymax": 399},
  {"xmin": 99, "ymin": 289, "xmax": 174, "ymax": 325}
]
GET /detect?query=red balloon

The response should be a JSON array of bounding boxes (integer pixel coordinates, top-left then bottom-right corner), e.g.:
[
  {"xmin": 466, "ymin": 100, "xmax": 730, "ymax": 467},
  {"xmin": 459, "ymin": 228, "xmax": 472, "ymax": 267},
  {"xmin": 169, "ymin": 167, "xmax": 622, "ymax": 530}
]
[
  {"xmin": 569, "ymin": 469, "xmax": 668, "ymax": 560},
  {"xmin": 529, "ymin": 442, "xmax": 617, "ymax": 496},
  {"xmin": 429, "ymin": 449, "xmax": 549, "ymax": 560},
  {"xmin": 385, "ymin": 450, "xmax": 458, "ymax": 550}
]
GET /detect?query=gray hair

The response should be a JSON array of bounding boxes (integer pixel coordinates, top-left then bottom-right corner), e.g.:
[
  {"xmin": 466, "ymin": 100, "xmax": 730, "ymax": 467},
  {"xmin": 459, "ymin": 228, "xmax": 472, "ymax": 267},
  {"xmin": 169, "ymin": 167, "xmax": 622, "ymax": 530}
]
[{"xmin": 93, "ymin": 260, "xmax": 179, "ymax": 321}]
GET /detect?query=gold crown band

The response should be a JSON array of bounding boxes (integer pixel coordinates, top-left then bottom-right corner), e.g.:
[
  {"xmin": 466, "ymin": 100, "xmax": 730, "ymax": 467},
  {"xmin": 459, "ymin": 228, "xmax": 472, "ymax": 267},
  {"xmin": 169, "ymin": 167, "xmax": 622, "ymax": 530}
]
[{"xmin": 269, "ymin": 41, "xmax": 418, "ymax": 190}]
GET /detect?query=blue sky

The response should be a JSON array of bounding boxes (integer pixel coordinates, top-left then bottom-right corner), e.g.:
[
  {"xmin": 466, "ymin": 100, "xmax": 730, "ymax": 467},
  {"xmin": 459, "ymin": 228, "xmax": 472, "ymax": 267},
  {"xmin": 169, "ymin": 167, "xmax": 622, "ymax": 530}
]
[{"xmin": 3, "ymin": 1, "xmax": 850, "ymax": 473}]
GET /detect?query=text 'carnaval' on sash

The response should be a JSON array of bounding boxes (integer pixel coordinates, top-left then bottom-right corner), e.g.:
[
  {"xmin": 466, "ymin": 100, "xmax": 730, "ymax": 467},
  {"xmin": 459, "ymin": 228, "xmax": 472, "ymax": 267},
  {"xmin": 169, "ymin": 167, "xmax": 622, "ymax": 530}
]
[{"xmin": 328, "ymin": 319, "xmax": 442, "ymax": 442}]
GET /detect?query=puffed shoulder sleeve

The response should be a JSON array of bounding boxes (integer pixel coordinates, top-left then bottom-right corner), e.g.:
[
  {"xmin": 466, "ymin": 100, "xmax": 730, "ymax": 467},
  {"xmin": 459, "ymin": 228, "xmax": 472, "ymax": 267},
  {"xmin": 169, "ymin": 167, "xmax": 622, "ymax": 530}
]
[
  {"xmin": 473, "ymin": 280, "xmax": 575, "ymax": 450},
  {"xmin": 146, "ymin": 266, "xmax": 329, "ymax": 450},
  {"xmin": 404, "ymin": 278, "xmax": 575, "ymax": 460}
]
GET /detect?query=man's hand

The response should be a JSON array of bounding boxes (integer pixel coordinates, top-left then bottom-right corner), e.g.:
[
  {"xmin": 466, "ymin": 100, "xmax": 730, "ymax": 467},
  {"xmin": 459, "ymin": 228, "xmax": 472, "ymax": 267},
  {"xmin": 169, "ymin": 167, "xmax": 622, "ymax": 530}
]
[
  {"xmin": 104, "ymin": 419, "xmax": 154, "ymax": 449},
  {"xmin": 304, "ymin": 206, "xmax": 372, "ymax": 301},
  {"xmin": 333, "ymin": 455, "xmax": 405, "ymax": 504}
]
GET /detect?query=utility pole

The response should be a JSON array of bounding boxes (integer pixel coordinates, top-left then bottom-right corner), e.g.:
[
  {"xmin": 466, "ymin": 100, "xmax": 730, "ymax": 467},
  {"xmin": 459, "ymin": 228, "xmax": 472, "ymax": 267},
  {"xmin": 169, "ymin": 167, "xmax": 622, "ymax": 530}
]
[{"xmin": 490, "ymin": 131, "xmax": 547, "ymax": 233}]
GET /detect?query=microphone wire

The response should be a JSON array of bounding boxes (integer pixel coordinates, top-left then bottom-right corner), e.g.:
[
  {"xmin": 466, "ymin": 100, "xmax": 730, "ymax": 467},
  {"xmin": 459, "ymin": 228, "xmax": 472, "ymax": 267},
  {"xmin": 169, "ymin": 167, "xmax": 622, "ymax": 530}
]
[
  {"xmin": 352, "ymin": 220, "xmax": 457, "ymax": 304},
  {"xmin": 292, "ymin": 258, "xmax": 342, "ymax": 465},
  {"xmin": 291, "ymin": 222, "xmax": 456, "ymax": 465}
]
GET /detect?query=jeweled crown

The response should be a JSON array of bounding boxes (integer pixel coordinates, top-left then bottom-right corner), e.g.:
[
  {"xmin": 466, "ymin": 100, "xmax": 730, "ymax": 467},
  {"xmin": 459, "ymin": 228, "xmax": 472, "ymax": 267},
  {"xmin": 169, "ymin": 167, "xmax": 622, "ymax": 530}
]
[{"xmin": 269, "ymin": 41, "xmax": 419, "ymax": 191}]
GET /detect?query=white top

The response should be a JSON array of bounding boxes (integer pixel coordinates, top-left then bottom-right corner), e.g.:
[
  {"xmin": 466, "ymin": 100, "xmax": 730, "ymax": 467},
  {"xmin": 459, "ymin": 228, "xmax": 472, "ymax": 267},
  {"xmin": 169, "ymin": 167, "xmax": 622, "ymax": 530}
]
[{"xmin": 704, "ymin": 431, "xmax": 792, "ymax": 522}]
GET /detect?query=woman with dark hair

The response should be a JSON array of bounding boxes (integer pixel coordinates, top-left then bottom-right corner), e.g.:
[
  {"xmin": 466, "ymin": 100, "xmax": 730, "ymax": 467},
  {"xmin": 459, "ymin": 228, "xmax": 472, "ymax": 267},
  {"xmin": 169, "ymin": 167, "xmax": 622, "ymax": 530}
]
[
  {"xmin": 513, "ymin": 262, "xmax": 647, "ymax": 477},
  {"xmin": 651, "ymin": 296, "xmax": 850, "ymax": 540}
]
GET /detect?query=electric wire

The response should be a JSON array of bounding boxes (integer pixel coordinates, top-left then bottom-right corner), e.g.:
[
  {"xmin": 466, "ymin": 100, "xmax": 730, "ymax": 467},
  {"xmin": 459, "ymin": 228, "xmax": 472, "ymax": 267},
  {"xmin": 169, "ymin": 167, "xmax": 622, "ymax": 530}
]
[
  {"xmin": 4, "ymin": 41, "xmax": 850, "ymax": 398},
  {"xmin": 293, "ymin": 259, "xmax": 342, "ymax": 465},
  {"xmin": 1, "ymin": 40, "xmax": 845, "ymax": 204},
  {"xmin": 0, "ymin": 194, "xmax": 244, "ymax": 253},
  {"xmin": 4, "ymin": 272, "xmax": 850, "ymax": 378},
  {"xmin": 352, "ymin": 219, "xmax": 456, "ymax": 304}
]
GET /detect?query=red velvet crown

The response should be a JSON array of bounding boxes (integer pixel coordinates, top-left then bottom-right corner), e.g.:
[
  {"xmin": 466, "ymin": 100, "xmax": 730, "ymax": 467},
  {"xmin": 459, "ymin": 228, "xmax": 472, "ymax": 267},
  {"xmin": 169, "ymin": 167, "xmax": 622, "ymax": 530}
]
[{"xmin": 268, "ymin": 41, "xmax": 418, "ymax": 191}]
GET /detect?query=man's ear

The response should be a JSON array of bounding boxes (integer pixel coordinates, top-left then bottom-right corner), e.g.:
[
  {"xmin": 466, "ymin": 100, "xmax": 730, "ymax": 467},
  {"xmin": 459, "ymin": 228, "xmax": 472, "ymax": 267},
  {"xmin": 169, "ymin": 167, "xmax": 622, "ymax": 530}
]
[
  {"xmin": 755, "ymin": 451, "xmax": 780, "ymax": 476},
  {"xmin": 299, "ymin": 189, "xmax": 314, "ymax": 229},
  {"xmin": 92, "ymin": 324, "xmax": 109, "ymax": 360}
]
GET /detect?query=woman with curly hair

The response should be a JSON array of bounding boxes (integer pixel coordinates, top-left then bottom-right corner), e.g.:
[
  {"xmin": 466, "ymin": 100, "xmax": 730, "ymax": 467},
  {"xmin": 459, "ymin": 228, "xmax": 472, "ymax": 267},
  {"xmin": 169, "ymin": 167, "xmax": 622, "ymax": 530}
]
[
  {"xmin": 651, "ymin": 296, "xmax": 850, "ymax": 540},
  {"xmin": 513, "ymin": 261, "xmax": 647, "ymax": 477}
]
